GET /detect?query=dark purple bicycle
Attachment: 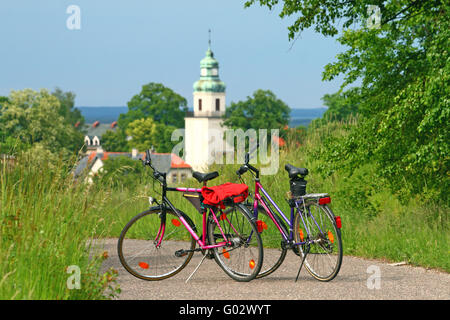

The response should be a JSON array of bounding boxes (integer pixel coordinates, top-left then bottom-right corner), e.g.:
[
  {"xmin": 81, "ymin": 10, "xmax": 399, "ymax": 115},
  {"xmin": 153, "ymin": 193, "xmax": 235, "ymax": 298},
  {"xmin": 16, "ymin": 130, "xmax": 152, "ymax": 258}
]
[{"xmin": 237, "ymin": 151, "xmax": 343, "ymax": 281}]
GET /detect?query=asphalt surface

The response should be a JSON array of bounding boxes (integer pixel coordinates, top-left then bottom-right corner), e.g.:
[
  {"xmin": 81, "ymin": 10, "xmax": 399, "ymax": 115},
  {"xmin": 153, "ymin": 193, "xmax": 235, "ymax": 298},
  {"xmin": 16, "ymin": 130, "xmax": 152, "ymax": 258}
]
[{"xmin": 98, "ymin": 238, "xmax": 449, "ymax": 300}]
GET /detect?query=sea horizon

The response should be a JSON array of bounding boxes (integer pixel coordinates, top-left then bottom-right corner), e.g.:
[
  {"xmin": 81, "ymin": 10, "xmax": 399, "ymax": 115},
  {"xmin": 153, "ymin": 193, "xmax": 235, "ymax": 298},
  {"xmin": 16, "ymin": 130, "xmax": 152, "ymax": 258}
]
[{"xmin": 75, "ymin": 106, "xmax": 327, "ymax": 127}]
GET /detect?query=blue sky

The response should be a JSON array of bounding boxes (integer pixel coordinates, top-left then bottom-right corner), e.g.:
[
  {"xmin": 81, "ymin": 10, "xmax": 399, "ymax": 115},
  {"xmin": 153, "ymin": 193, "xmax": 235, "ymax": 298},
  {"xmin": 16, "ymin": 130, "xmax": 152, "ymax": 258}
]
[{"xmin": 0, "ymin": 1, "xmax": 346, "ymax": 108}]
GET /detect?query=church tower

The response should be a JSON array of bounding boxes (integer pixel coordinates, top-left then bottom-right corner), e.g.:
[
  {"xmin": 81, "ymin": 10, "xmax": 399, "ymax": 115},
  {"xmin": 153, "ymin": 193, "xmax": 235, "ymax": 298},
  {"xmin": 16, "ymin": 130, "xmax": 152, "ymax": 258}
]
[{"xmin": 185, "ymin": 35, "xmax": 231, "ymax": 171}]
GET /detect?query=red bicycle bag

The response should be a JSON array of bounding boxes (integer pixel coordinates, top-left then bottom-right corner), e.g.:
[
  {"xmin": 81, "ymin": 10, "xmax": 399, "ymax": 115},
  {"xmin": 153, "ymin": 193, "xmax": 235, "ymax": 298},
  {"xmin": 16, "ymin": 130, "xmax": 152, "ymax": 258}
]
[{"xmin": 201, "ymin": 183, "xmax": 249, "ymax": 209}]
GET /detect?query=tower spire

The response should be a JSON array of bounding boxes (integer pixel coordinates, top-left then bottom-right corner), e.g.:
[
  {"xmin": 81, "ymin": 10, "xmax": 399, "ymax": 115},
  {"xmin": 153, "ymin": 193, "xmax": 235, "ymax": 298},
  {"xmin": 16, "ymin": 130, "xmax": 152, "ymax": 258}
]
[{"xmin": 208, "ymin": 29, "xmax": 211, "ymax": 48}]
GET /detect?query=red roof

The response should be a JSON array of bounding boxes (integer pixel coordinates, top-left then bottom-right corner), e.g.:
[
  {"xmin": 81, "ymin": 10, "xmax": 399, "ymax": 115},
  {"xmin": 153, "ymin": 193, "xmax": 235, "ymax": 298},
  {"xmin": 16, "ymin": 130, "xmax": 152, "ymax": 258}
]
[
  {"xmin": 111, "ymin": 121, "xmax": 117, "ymax": 128},
  {"xmin": 88, "ymin": 151, "xmax": 191, "ymax": 169},
  {"xmin": 170, "ymin": 154, "xmax": 191, "ymax": 168},
  {"xmin": 92, "ymin": 121, "xmax": 100, "ymax": 128}
]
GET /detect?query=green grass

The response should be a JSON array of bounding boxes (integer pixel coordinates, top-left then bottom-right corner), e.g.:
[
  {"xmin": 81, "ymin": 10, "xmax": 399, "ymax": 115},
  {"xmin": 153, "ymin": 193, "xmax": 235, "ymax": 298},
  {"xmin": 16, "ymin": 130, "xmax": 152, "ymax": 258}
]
[{"xmin": 0, "ymin": 156, "xmax": 120, "ymax": 300}]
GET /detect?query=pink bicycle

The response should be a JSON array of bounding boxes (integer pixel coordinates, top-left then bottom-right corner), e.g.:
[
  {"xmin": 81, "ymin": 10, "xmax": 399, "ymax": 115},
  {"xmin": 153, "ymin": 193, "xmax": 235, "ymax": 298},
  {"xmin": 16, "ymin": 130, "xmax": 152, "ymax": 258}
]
[{"xmin": 117, "ymin": 150, "xmax": 263, "ymax": 282}]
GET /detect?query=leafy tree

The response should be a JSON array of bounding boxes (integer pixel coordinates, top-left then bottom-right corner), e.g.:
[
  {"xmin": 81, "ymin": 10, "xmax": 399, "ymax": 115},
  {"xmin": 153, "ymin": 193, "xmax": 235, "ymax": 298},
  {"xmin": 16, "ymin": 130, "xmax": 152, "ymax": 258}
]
[
  {"xmin": 118, "ymin": 82, "xmax": 187, "ymax": 130},
  {"xmin": 100, "ymin": 129, "xmax": 129, "ymax": 152},
  {"xmin": 126, "ymin": 117, "xmax": 176, "ymax": 153},
  {"xmin": 321, "ymin": 88, "xmax": 360, "ymax": 121},
  {"xmin": 223, "ymin": 89, "xmax": 290, "ymax": 131},
  {"xmin": 247, "ymin": 0, "xmax": 449, "ymax": 199},
  {"xmin": 311, "ymin": 88, "xmax": 360, "ymax": 127},
  {"xmin": 0, "ymin": 89, "xmax": 84, "ymax": 155},
  {"xmin": 0, "ymin": 96, "xmax": 9, "ymax": 106}
]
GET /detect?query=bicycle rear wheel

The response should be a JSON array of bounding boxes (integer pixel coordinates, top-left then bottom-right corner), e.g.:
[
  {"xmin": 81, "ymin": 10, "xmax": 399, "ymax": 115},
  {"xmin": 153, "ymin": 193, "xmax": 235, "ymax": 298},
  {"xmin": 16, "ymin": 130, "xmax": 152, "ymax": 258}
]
[
  {"xmin": 245, "ymin": 203, "xmax": 288, "ymax": 279},
  {"xmin": 118, "ymin": 207, "xmax": 196, "ymax": 281},
  {"xmin": 207, "ymin": 203, "xmax": 263, "ymax": 282},
  {"xmin": 294, "ymin": 203, "xmax": 342, "ymax": 281}
]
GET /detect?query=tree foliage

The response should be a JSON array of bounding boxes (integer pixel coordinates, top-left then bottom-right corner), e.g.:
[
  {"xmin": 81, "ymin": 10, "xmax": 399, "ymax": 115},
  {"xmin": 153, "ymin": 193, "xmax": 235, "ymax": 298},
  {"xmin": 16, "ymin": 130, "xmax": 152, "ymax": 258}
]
[
  {"xmin": 322, "ymin": 88, "xmax": 360, "ymax": 121},
  {"xmin": 118, "ymin": 82, "xmax": 187, "ymax": 130},
  {"xmin": 126, "ymin": 117, "xmax": 176, "ymax": 153},
  {"xmin": 52, "ymin": 87, "xmax": 85, "ymax": 129},
  {"xmin": 247, "ymin": 0, "xmax": 449, "ymax": 200},
  {"xmin": 0, "ymin": 89, "xmax": 84, "ymax": 155},
  {"xmin": 100, "ymin": 129, "xmax": 129, "ymax": 152},
  {"xmin": 223, "ymin": 89, "xmax": 290, "ymax": 130}
]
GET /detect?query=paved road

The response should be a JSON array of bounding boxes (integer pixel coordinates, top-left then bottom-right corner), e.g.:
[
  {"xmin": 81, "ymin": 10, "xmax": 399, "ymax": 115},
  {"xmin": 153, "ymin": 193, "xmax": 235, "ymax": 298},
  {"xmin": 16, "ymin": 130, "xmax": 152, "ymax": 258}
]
[{"xmin": 98, "ymin": 238, "xmax": 449, "ymax": 300}]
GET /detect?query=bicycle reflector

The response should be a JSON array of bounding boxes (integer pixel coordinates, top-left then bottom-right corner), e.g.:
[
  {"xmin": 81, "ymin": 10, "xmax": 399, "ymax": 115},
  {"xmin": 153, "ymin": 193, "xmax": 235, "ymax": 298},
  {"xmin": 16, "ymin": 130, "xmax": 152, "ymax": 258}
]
[
  {"xmin": 335, "ymin": 216, "xmax": 342, "ymax": 229},
  {"xmin": 249, "ymin": 259, "xmax": 256, "ymax": 269},
  {"xmin": 222, "ymin": 248, "xmax": 230, "ymax": 259},
  {"xmin": 327, "ymin": 231, "xmax": 335, "ymax": 243},
  {"xmin": 299, "ymin": 228, "xmax": 304, "ymax": 241},
  {"xmin": 256, "ymin": 220, "xmax": 268, "ymax": 233},
  {"xmin": 318, "ymin": 196, "xmax": 331, "ymax": 205},
  {"xmin": 139, "ymin": 262, "xmax": 149, "ymax": 269}
]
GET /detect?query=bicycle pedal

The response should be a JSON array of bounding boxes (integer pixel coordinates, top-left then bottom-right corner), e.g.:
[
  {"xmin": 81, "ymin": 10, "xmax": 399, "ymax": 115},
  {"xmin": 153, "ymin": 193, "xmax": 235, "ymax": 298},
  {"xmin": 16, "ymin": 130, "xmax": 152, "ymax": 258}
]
[{"xmin": 175, "ymin": 249, "xmax": 188, "ymax": 257}]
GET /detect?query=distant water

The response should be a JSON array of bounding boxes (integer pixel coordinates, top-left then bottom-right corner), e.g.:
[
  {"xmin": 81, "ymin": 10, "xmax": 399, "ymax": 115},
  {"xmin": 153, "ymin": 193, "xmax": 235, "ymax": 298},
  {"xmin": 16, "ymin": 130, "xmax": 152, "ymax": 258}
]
[
  {"xmin": 289, "ymin": 108, "xmax": 327, "ymax": 127},
  {"xmin": 76, "ymin": 106, "xmax": 127, "ymax": 124},
  {"xmin": 76, "ymin": 106, "xmax": 327, "ymax": 127}
]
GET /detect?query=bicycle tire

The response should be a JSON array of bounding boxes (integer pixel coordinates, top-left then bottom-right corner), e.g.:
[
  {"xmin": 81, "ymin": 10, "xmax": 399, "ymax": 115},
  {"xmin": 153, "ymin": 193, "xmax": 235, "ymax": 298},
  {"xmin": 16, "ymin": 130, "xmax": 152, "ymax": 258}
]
[
  {"xmin": 244, "ymin": 203, "xmax": 288, "ymax": 279},
  {"xmin": 293, "ymin": 202, "xmax": 342, "ymax": 281},
  {"xmin": 207, "ymin": 203, "xmax": 263, "ymax": 282},
  {"xmin": 118, "ymin": 207, "xmax": 196, "ymax": 281}
]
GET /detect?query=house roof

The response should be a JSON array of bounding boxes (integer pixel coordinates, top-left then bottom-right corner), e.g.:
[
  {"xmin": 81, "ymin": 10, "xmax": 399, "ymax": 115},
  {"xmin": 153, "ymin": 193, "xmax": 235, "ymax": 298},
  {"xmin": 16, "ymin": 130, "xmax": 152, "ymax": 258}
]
[
  {"xmin": 75, "ymin": 151, "xmax": 191, "ymax": 177},
  {"xmin": 83, "ymin": 123, "xmax": 117, "ymax": 139}
]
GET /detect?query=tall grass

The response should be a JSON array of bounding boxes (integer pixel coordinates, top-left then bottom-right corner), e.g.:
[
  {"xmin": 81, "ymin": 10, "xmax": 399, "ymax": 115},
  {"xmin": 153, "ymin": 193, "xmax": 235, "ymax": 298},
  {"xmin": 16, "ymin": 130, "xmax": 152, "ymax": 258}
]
[{"xmin": 0, "ymin": 154, "xmax": 119, "ymax": 299}]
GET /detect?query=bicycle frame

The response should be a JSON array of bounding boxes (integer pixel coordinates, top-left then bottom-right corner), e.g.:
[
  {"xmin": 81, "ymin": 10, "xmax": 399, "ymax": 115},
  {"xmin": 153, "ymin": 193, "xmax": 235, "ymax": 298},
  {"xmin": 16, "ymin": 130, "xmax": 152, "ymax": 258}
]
[{"xmin": 252, "ymin": 180, "xmax": 318, "ymax": 247}]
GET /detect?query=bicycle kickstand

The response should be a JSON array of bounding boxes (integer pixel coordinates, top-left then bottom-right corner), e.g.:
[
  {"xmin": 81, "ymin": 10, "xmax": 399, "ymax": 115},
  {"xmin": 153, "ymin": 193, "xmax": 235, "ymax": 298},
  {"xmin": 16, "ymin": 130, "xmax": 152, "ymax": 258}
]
[{"xmin": 295, "ymin": 246, "xmax": 309, "ymax": 283}]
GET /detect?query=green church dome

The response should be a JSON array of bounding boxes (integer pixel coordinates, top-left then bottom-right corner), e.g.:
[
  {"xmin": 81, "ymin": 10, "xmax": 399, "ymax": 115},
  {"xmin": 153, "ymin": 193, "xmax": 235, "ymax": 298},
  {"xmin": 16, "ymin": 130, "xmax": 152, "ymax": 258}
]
[
  {"xmin": 200, "ymin": 48, "xmax": 219, "ymax": 68},
  {"xmin": 193, "ymin": 46, "xmax": 226, "ymax": 93}
]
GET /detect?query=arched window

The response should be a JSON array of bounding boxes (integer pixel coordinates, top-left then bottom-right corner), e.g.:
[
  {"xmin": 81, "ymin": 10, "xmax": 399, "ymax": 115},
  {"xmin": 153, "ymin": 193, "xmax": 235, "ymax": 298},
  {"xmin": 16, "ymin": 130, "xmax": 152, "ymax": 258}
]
[{"xmin": 198, "ymin": 99, "xmax": 202, "ymax": 111}]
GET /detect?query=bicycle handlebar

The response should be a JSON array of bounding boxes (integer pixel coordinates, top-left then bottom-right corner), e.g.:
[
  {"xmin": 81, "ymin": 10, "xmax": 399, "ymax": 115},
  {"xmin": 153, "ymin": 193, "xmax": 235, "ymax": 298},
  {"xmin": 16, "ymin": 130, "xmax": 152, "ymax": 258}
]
[
  {"xmin": 236, "ymin": 150, "xmax": 259, "ymax": 179},
  {"xmin": 143, "ymin": 149, "xmax": 166, "ymax": 185}
]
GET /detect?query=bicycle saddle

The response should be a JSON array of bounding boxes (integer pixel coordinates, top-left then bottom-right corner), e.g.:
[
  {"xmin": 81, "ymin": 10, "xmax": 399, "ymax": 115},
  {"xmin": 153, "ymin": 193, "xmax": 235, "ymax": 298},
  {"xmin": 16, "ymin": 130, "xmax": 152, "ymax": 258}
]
[
  {"xmin": 193, "ymin": 171, "xmax": 219, "ymax": 183},
  {"xmin": 285, "ymin": 164, "xmax": 308, "ymax": 179}
]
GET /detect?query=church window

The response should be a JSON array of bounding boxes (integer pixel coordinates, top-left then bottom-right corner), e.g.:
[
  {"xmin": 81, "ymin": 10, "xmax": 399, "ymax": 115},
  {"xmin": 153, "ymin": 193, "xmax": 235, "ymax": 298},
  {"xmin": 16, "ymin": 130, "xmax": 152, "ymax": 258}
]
[
  {"xmin": 215, "ymin": 98, "xmax": 220, "ymax": 111},
  {"xmin": 199, "ymin": 99, "xmax": 202, "ymax": 111}
]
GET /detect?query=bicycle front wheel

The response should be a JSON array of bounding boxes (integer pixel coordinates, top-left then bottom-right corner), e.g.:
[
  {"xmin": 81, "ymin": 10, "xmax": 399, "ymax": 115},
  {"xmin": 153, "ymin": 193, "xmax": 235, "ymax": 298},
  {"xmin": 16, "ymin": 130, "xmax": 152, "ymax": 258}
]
[
  {"xmin": 294, "ymin": 203, "xmax": 342, "ymax": 281},
  {"xmin": 118, "ymin": 207, "xmax": 196, "ymax": 281},
  {"xmin": 207, "ymin": 203, "xmax": 263, "ymax": 282}
]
